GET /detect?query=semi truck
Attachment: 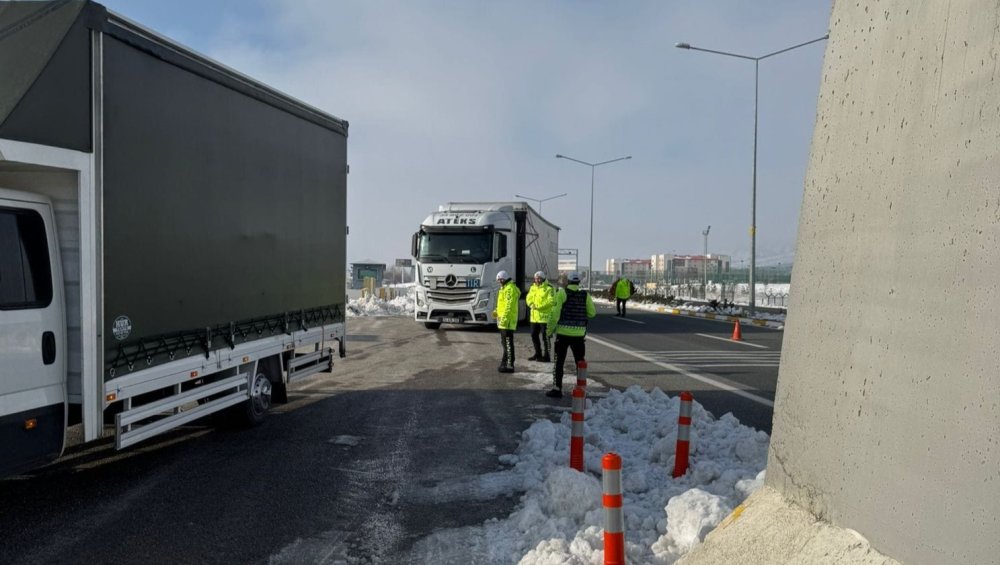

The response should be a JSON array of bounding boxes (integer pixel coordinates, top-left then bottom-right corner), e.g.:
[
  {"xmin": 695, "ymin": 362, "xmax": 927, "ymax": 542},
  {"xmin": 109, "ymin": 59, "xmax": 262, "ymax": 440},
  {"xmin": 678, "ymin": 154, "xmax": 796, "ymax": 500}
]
[
  {"xmin": 411, "ymin": 202, "xmax": 559, "ymax": 328},
  {"xmin": 0, "ymin": 0, "xmax": 347, "ymax": 477}
]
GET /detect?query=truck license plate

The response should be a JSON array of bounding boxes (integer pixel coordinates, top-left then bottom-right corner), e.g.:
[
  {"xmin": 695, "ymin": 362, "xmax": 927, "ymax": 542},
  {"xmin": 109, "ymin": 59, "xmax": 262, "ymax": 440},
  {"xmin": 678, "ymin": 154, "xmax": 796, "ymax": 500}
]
[{"xmin": 442, "ymin": 317, "xmax": 462, "ymax": 323}]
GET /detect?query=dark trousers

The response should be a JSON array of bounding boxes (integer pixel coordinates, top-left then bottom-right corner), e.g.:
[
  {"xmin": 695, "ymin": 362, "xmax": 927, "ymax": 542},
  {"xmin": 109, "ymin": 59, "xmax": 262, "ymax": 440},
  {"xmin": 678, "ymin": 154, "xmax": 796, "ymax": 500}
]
[
  {"xmin": 552, "ymin": 334, "xmax": 586, "ymax": 390},
  {"xmin": 499, "ymin": 329, "xmax": 516, "ymax": 368},
  {"xmin": 530, "ymin": 322, "xmax": 550, "ymax": 358},
  {"xmin": 616, "ymin": 298, "xmax": 628, "ymax": 316}
]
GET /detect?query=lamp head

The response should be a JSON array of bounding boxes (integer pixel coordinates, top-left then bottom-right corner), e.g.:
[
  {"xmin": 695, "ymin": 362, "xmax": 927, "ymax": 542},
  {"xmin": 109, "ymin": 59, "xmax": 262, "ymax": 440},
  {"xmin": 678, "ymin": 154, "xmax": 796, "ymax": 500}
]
[{"xmin": 675, "ymin": 42, "xmax": 691, "ymax": 49}]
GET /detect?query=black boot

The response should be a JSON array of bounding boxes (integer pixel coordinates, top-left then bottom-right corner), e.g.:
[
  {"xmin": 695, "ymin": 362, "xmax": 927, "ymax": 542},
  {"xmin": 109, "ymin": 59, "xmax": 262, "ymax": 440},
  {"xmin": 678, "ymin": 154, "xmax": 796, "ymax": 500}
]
[{"xmin": 545, "ymin": 388, "xmax": 563, "ymax": 398}]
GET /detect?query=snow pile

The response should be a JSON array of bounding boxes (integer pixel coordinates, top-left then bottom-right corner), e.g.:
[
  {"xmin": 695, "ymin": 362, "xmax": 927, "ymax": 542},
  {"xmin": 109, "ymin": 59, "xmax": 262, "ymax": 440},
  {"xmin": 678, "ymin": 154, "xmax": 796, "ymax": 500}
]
[
  {"xmin": 346, "ymin": 293, "xmax": 414, "ymax": 317},
  {"xmin": 408, "ymin": 386, "xmax": 769, "ymax": 564},
  {"xmin": 656, "ymin": 302, "xmax": 786, "ymax": 324}
]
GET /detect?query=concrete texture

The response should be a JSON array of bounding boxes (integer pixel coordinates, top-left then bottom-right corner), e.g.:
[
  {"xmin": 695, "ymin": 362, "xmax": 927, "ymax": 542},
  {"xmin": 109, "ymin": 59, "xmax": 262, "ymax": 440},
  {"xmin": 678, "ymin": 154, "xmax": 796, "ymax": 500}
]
[
  {"xmin": 679, "ymin": 487, "xmax": 899, "ymax": 565},
  {"xmin": 769, "ymin": 2, "xmax": 1000, "ymax": 563},
  {"xmin": 686, "ymin": 2, "xmax": 1000, "ymax": 564}
]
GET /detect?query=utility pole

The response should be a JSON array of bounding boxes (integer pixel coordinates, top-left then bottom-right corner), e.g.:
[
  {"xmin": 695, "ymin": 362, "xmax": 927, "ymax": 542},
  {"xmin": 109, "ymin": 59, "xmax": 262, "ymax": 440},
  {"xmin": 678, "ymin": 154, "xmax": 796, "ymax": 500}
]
[{"xmin": 702, "ymin": 225, "xmax": 711, "ymax": 296}]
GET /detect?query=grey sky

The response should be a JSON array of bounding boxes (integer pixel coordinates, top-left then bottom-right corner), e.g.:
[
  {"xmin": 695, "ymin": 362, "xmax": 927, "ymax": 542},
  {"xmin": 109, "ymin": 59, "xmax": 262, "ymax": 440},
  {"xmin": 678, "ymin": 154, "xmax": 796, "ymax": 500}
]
[{"xmin": 100, "ymin": 0, "xmax": 832, "ymax": 268}]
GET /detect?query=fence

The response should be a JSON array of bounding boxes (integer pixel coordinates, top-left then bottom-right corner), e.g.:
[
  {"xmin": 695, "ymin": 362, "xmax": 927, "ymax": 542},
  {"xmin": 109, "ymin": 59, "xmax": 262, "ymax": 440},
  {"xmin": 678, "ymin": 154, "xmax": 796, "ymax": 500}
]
[{"xmin": 586, "ymin": 269, "xmax": 790, "ymax": 308}]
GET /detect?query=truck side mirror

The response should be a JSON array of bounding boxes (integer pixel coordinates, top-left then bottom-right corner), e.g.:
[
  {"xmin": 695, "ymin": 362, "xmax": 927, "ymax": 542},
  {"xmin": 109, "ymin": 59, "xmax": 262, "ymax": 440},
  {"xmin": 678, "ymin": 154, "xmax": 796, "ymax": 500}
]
[{"xmin": 411, "ymin": 232, "xmax": 419, "ymax": 258}]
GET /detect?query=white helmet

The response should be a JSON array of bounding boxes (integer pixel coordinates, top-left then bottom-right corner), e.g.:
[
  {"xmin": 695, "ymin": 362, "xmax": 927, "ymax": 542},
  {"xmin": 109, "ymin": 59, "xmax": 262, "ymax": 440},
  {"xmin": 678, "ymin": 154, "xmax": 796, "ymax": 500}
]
[
  {"xmin": 567, "ymin": 271, "xmax": 581, "ymax": 283},
  {"xmin": 533, "ymin": 271, "xmax": 546, "ymax": 279},
  {"xmin": 496, "ymin": 270, "xmax": 510, "ymax": 281}
]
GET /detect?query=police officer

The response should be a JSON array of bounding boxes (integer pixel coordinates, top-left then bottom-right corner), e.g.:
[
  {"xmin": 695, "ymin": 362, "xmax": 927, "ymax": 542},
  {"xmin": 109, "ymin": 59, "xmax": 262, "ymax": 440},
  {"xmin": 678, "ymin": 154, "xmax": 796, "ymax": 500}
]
[
  {"xmin": 525, "ymin": 270, "xmax": 554, "ymax": 362},
  {"xmin": 493, "ymin": 270, "xmax": 521, "ymax": 373},
  {"xmin": 545, "ymin": 271, "xmax": 596, "ymax": 397},
  {"xmin": 614, "ymin": 276, "xmax": 636, "ymax": 317}
]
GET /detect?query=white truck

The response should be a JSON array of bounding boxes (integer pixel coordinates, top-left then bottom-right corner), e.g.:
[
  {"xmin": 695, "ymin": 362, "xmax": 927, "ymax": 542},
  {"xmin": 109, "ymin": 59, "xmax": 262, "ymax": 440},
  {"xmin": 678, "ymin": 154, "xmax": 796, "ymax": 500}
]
[
  {"xmin": 411, "ymin": 202, "xmax": 560, "ymax": 328},
  {"xmin": 0, "ymin": 1, "xmax": 347, "ymax": 477}
]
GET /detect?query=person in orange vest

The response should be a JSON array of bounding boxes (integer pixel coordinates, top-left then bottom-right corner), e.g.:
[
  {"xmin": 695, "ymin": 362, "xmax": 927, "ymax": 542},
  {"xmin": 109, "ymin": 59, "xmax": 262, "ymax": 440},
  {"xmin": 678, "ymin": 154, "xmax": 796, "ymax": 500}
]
[{"xmin": 492, "ymin": 270, "xmax": 521, "ymax": 373}]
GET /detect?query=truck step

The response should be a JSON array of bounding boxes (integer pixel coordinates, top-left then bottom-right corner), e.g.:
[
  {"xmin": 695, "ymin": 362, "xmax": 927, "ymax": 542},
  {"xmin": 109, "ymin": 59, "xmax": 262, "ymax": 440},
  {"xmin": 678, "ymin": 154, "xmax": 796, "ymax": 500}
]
[
  {"xmin": 287, "ymin": 348, "xmax": 334, "ymax": 382},
  {"xmin": 115, "ymin": 374, "xmax": 248, "ymax": 449}
]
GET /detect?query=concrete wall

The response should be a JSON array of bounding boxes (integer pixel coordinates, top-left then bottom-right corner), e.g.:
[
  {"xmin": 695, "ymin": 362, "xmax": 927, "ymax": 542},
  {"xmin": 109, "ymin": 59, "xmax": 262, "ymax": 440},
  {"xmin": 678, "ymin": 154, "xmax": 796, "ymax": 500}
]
[{"xmin": 768, "ymin": 2, "xmax": 1000, "ymax": 564}]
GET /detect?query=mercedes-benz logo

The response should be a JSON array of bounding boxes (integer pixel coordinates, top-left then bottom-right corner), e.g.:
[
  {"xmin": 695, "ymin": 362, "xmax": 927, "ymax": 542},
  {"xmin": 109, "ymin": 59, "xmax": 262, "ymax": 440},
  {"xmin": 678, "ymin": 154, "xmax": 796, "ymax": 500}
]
[{"xmin": 445, "ymin": 274, "xmax": 457, "ymax": 287}]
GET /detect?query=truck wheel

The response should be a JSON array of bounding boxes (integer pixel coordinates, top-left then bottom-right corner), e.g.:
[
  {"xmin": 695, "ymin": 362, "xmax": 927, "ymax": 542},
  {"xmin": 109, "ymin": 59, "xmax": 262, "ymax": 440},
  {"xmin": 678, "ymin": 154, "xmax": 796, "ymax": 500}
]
[
  {"xmin": 424, "ymin": 321, "xmax": 441, "ymax": 330},
  {"xmin": 239, "ymin": 365, "xmax": 273, "ymax": 426}
]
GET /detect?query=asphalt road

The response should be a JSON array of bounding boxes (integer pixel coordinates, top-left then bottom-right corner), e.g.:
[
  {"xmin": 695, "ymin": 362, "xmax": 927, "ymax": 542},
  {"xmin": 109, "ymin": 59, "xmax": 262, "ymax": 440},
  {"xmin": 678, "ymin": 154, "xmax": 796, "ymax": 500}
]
[
  {"xmin": 585, "ymin": 300, "xmax": 783, "ymax": 433},
  {"xmin": 0, "ymin": 309, "xmax": 782, "ymax": 564}
]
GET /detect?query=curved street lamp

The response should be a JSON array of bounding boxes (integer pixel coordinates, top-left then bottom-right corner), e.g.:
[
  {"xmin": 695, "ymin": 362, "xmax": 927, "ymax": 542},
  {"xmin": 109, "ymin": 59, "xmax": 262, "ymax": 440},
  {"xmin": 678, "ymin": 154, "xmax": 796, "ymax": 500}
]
[
  {"xmin": 515, "ymin": 192, "xmax": 567, "ymax": 214},
  {"xmin": 555, "ymin": 154, "xmax": 632, "ymax": 291},
  {"xmin": 675, "ymin": 34, "xmax": 828, "ymax": 313}
]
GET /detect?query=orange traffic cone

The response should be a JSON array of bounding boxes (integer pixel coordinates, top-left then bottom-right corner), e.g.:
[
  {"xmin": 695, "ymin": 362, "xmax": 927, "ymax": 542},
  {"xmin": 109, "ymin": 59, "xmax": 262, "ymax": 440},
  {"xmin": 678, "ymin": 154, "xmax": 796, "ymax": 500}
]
[{"xmin": 731, "ymin": 319, "xmax": 743, "ymax": 341}]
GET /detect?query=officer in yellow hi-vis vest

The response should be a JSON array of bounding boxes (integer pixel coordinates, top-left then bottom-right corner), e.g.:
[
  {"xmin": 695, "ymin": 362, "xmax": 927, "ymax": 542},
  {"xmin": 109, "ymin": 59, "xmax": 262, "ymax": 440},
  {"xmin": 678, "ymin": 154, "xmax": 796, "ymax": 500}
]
[
  {"xmin": 492, "ymin": 270, "xmax": 521, "ymax": 373},
  {"xmin": 525, "ymin": 270, "xmax": 555, "ymax": 362}
]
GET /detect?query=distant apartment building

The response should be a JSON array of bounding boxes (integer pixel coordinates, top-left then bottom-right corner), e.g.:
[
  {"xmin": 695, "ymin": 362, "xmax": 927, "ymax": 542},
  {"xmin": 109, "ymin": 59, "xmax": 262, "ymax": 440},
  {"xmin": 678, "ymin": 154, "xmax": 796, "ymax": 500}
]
[
  {"xmin": 605, "ymin": 258, "xmax": 652, "ymax": 279},
  {"xmin": 650, "ymin": 253, "xmax": 731, "ymax": 282}
]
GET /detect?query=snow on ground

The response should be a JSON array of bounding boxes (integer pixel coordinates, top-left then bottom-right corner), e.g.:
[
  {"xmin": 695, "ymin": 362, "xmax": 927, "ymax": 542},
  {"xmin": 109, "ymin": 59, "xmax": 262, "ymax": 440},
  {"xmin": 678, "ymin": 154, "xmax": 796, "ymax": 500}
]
[
  {"xmin": 348, "ymin": 294, "xmax": 771, "ymax": 563},
  {"xmin": 599, "ymin": 298, "xmax": 787, "ymax": 324},
  {"xmin": 406, "ymin": 386, "xmax": 768, "ymax": 564},
  {"xmin": 345, "ymin": 283, "xmax": 787, "ymax": 324},
  {"xmin": 346, "ymin": 286, "xmax": 415, "ymax": 317}
]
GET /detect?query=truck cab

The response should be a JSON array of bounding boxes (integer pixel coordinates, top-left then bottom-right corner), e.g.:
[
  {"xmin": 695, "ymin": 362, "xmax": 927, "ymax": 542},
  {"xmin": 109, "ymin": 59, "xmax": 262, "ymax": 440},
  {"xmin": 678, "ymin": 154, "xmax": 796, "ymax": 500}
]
[
  {"xmin": 411, "ymin": 209, "xmax": 512, "ymax": 328},
  {"xmin": 0, "ymin": 188, "xmax": 66, "ymax": 476},
  {"xmin": 411, "ymin": 202, "xmax": 559, "ymax": 329}
]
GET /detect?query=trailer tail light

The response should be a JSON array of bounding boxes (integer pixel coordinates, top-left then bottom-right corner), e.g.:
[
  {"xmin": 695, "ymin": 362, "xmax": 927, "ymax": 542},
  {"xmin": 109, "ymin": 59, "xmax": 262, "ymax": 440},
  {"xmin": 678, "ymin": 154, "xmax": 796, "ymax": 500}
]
[
  {"xmin": 242, "ymin": 356, "xmax": 250, "ymax": 363},
  {"xmin": 24, "ymin": 418, "xmax": 37, "ymax": 430},
  {"xmin": 190, "ymin": 371, "xmax": 199, "ymax": 378},
  {"xmin": 106, "ymin": 393, "xmax": 117, "ymax": 402}
]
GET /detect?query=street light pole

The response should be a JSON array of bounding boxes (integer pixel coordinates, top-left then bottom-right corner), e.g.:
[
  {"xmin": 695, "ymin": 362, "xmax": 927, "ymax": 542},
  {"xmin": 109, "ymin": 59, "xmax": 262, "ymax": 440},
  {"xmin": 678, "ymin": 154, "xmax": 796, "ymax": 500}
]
[
  {"xmin": 555, "ymin": 154, "xmax": 632, "ymax": 292},
  {"xmin": 514, "ymin": 192, "xmax": 568, "ymax": 214},
  {"xmin": 702, "ymin": 225, "xmax": 711, "ymax": 293},
  {"xmin": 675, "ymin": 34, "xmax": 827, "ymax": 314}
]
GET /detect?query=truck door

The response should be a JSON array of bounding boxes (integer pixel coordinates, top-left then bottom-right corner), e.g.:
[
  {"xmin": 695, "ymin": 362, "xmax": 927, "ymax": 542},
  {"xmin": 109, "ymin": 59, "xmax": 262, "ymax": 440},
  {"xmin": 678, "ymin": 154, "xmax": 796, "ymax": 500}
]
[{"xmin": 0, "ymin": 195, "xmax": 66, "ymax": 477}]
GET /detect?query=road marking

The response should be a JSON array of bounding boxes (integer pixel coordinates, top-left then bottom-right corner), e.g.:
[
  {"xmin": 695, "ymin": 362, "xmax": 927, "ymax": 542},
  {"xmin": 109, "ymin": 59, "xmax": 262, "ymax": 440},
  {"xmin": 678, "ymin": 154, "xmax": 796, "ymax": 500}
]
[
  {"xmin": 588, "ymin": 335, "xmax": 775, "ymax": 408},
  {"xmin": 611, "ymin": 316, "xmax": 645, "ymax": 324},
  {"xmin": 644, "ymin": 351, "xmax": 779, "ymax": 356},
  {"xmin": 696, "ymin": 333, "xmax": 769, "ymax": 348},
  {"xmin": 697, "ymin": 364, "xmax": 780, "ymax": 368},
  {"xmin": 640, "ymin": 350, "xmax": 779, "ymax": 367}
]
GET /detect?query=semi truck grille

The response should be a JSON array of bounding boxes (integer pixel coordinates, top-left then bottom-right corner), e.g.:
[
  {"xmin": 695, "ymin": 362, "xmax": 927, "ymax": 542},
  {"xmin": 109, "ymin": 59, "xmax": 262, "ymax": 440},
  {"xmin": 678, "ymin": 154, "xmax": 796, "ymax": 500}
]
[{"xmin": 427, "ymin": 288, "xmax": 476, "ymax": 303}]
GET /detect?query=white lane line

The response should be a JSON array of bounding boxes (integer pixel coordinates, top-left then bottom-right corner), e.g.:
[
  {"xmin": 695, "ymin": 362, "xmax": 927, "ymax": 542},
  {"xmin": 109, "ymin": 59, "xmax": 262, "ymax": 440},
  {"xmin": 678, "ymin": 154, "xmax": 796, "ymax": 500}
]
[
  {"xmin": 698, "ymin": 364, "xmax": 780, "ymax": 368},
  {"xmin": 640, "ymin": 350, "xmax": 779, "ymax": 355},
  {"xmin": 588, "ymin": 335, "xmax": 775, "ymax": 408},
  {"xmin": 644, "ymin": 351, "xmax": 779, "ymax": 356},
  {"xmin": 696, "ymin": 333, "xmax": 769, "ymax": 348},
  {"xmin": 652, "ymin": 351, "xmax": 781, "ymax": 361},
  {"xmin": 611, "ymin": 316, "xmax": 645, "ymax": 324}
]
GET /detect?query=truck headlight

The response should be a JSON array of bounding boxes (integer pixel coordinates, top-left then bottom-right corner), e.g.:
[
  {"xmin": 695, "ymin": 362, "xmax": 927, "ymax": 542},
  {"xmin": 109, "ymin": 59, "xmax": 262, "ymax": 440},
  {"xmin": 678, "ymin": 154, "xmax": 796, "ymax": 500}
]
[
  {"xmin": 415, "ymin": 290, "xmax": 425, "ymax": 307},
  {"xmin": 475, "ymin": 291, "xmax": 490, "ymax": 309}
]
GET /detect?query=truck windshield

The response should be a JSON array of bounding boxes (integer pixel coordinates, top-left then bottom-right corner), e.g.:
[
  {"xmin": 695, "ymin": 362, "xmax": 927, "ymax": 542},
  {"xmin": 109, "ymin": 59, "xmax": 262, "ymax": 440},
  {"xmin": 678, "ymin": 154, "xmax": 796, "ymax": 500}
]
[{"xmin": 418, "ymin": 231, "xmax": 492, "ymax": 264}]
